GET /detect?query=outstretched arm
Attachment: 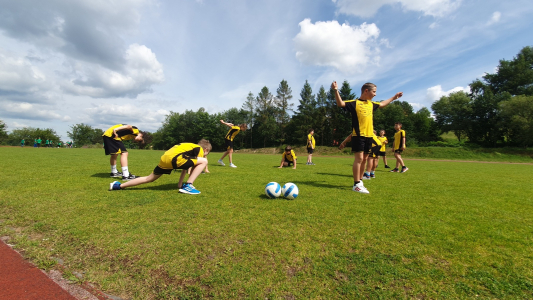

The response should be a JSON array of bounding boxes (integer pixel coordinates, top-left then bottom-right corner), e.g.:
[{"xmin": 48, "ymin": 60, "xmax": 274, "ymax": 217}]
[
  {"xmin": 331, "ymin": 81, "xmax": 345, "ymax": 108},
  {"xmin": 220, "ymin": 119, "xmax": 234, "ymax": 128},
  {"xmin": 379, "ymin": 92, "xmax": 403, "ymax": 108},
  {"xmin": 339, "ymin": 134, "xmax": 352, "ymax": 150}
]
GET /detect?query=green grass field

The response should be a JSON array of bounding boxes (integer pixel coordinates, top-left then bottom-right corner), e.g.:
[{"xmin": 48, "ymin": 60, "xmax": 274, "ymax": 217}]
[{"xmin": 1, "ymin": 147, "xmax": 532, "ymax": 299}]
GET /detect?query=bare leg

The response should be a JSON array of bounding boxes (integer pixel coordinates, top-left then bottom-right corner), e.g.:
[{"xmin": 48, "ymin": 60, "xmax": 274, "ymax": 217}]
[
  {"xmin": 352, "ymin": 152, "xmax": 364, "ymax": 182},
  {"xmin": 120, "ymin": 152, "xmax": 129, "ymax": 167},
  {"xmin": 187, "ymin": 158, "xmax": 207, "ymax": 184},
  {"xmin": 359, "ymin": 153, "xmax": 369, "ymax": 180},
  {"xmin": 110, "ymin": 154, "xmax": 118, "ymax": 166},
  {"xmin": 120, "ymin": 173, "xmax": 161, "ymax": 188},
  {"xmin": 228, "ymin": 149, "xmax": 234, "ymax": 164},
  {"xmin": 383, "ymin": 156, "xmax": 388, "ymax": 166}
]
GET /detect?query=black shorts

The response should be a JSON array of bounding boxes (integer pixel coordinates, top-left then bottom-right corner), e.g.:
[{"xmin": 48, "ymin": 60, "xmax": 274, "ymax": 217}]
[
  {"xmin": 377, "ymin": 151, "xmax": 386, "ymax": 156},
  {"xmin": 225, "ymin": 139, "xmax": 234, "ymax": 150},
  {"xmin": 352, "ymin": 136, "xmax": 373, "ymax": 153},
  {"xmin": 286, "ymin": 160, "xmax": 295, "ymax": 166},
  {"xmin": 103, "ymin": 136, "xmax": 127, "ymax": 155},
  {"xmin": 371, "ymin": 145, "xmax": 381, "ymax": 156},
  {"xmin": 153, "ymin": 159, "xmax": 195, "ymax": 175},
  {"xmin": 394, "ymin": 149, "xmax": 403, "ymax": 154},
  {"xmin": 307, "ymin": 147, "xmax": 314, "ymax": 154}
]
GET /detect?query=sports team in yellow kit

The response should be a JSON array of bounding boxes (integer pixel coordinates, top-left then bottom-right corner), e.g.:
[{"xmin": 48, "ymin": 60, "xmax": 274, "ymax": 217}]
[{"xmin": 107, "ymin": 82, "xmax": 408, "ymax": 195}]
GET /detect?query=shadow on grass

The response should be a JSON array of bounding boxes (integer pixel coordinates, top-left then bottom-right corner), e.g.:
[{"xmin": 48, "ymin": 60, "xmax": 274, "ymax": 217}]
[
  {"xmin": 316, "ymin": 172, "xmax": 352, "ymax": 178},
  {"xmin": 91, "ymin": 173, "xmax": 113, "ymax": 178},
  {"xmin": 291, "ymin": 180, "xmax": 347, "ymax": 189},
  {"xmin": 126, "ymin": 183, "xmax": 179, "ymax": 191}
]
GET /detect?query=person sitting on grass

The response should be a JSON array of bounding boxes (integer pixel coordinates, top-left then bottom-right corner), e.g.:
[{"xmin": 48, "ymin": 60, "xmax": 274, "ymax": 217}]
[
  {"xmin": 109, "ymin": 139, "xmax": 212, "ymax": 195},
  {"xmin": 278, "ymin": 146, "xmax": 297, "ymax": 169},
  {"xmin": 218, "ymin": 120, "xmax": 246, "ymax": 168}
]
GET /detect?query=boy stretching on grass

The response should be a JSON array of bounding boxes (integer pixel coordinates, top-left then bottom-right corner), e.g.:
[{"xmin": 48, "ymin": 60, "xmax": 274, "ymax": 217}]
[
  {"xmin": 278, "ymin": 146, "xmax": 297, "ymax": 169},
  {"xmin": 332, "ymin": 81, "xmax": 402, "ymax": 194},
  {"xmin": 102, "ymin": 124, "xmax": 144, "ymax": 180},
  {"xmin": 218, "ymin": 120, "xmax": 246, "ymax": 168},
  {"xmin": 391, "ymin": 122, "xmax": 408, "ymax": 173},
  {"xmin": 109, "ymin": 139, "xmax": 212, "ymax": 195}
]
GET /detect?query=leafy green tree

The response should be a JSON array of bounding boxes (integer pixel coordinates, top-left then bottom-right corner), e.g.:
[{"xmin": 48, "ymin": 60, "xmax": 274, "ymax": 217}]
[
  {"xmin": 7, "ymin": 127, "xmax": 61, "ymax": 146},
  {"xmin": 67, "ymin": 124, "xmax": 104, "ymax": 147},
  {"xmin": 314, "ymin": 86, "xmax": 329, "ymax": 146},
  {"xmin": 275, "ymin": 80, "xmax": 293, "ymax": 145},
  {"xmin": 0, "ymin": 120, "xmax": 7, "ymax": 144},
  {"xmin": 255, "ymin": 86, "xmax": 278, "ymax": 147},
  {"xmin": 409, "ymin": 107, "xmax": 440, "ymax": 143},
  {"xmin": 291, "ymin": 80, "xmax": 317, "ymax": 145},
  {"xmin": 242, "ymin": 92, "xmax": 255, "ymax": 148},
  {"xmin": 431, "ymin": 91, "xmax": 472, "ymax": 142},
  {"xmin": 483, "ymin": 46, "xmax": 533, "ymax": 96},
  {"xmin": 499, "ymin": 95, "xmax": 533, "ymax": 147}
]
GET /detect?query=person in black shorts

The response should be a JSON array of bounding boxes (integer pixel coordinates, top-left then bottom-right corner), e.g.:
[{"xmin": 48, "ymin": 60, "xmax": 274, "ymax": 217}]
[{"xmin": 102, "ymin": 124, "xmax": 144, "ymax": 180}]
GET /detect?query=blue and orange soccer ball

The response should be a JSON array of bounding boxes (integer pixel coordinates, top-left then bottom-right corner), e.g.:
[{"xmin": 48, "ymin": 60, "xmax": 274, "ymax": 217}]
[{"xmin": 265, "ymin": 182, "xmax": 298, "ymax": 200}]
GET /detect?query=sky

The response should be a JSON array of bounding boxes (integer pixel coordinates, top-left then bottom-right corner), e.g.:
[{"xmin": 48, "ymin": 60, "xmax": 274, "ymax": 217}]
[{"xmin": 1, "ymin": 0, "xmax": 532, "ymax": 140}]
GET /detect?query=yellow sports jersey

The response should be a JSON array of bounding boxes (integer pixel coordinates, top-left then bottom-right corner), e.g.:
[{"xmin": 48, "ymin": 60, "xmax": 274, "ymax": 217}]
[
  {"xmin": 344, "ymin": 99, "xmax": 380, "ymax": 137},
  {"xmin": 282, "ymin": 150, "xmax": 297, "ymax": 162},
  {"xmin": 377, "ymin": 136, "xmax": 387, "ymax": 152},
  {"xmin": 371, "ymin": 134, "xmax": 382, "ymax": 147},
  {"xmin": 393, "ymin": 130, "xmax": 406, "ymax": 150},
  {"xmin": 103, "ymin": 124, "xmax": 140, "ymax": 141},
  {"xmin": 158, "ymin": 143, "xmax": 205, "ymax": 170},
  {"xmin": 225, "ymin": 126, "xmax": 241, "ymax": 141},
  {"xmin": 307, "ymin": 134, "xmax": 315, "ymax": 148}
]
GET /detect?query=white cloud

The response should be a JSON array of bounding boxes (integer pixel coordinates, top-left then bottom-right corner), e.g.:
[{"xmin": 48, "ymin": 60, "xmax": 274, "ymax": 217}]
[
  {"xmin": 293, "ymin": 19, "xmax": 381, "ymax": 74},
  {"xmin": 0, "ymin": 100, "xmax": 70, "ymax": 121},
  {"xmin": 0, "ymin": 50, "xmax": 47, "ymax": 94},
  {"xmin": 333, "ymin": 0, "xmax": 462, "ymax": 18},
  {"xmin": 426, "ymin": 85, "xmax": 470, "ymax": 102},
  {"xmin": 84, "ymin": 103, "xmax": 169, "ymax": 131},
  {"xmin": 61, "ymin": 44, "xmax": 164, "ymax": 98},
  {"xmin": 486, "ymin": 11, "xmax": 501, "ymax": 26}
]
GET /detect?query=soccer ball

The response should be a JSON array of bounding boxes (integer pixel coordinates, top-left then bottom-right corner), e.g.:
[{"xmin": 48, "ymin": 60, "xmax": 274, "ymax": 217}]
[
  {"xmin": 282, "ymin": 182, "xmax": 299, "ymax": 200},
  {"xmin": 265, "ymin": 182, "xmax": 281, "ymax": 199}
]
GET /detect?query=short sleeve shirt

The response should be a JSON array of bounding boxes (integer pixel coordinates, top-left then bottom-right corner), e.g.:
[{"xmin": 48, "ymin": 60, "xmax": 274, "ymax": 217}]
[{"xmin": 344, "ymin": 99, "xmax": 380, "ymax": 137}]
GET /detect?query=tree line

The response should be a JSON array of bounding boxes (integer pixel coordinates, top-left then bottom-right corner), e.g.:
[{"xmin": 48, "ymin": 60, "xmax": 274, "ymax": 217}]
[
  {"xmin": 1, "ymin": 46, "xmax": 531, "ymax": 149},
  {"xmin": 431, "ymin": 46, "xmax": 533, "ymax": 148}
]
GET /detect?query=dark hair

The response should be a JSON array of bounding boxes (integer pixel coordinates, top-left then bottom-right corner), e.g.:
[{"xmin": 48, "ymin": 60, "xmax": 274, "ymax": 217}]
[
  {"xmin": 395, "ymin": 122, "xmax": 402, "ymax": 125},
  {"xmin": 361, "ymin": 82, "xmax": 377, "ymax": 95},
  {"xmin": 285, "ymin": 145, "xmax": 292, "ymax": 151},
  {"xmin": 308, "ymin": 129, "xmax": 314, "ymax": 133}
]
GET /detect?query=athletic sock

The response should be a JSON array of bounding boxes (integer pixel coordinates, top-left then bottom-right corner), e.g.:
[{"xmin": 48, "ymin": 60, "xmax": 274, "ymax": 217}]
[
  {"xmin": 370, "ymin": 171, "xmax": 375, "ymax": 175},
  {"xmin": 111, "ymin": 165, "xmax": 118, "ymax": 173},
  {"xmin": 122, "ymin": 167, "xmax": 130, "ymax": 177}
]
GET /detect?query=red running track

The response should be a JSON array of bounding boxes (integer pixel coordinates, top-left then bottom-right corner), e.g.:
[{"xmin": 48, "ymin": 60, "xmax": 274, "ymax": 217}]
[{"xmin": 0, "ymin": 240, "xmax": 77, "ymax": 300}]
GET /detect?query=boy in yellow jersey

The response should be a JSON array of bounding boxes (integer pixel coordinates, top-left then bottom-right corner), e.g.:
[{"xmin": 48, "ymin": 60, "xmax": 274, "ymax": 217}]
[
  {"xmin": 376, "ymin": 130, "xmax": 390, "ymax": 168},
  {"xmin": 109, "ymin": 139, "xmax": 212, "ymax": 195},
  {"xmin": 363, "ymin": 131, "xmax": 382, "ymax": 179},
  {"xmin": 218, "ymin": 119, "xmax": 246, "ymax": 168},
  {"xmin": 278, "ymin": 146, "xmax": 297, "ymax": 169},
  {"xmin": 391, "ymin": 122, "xmax": 408, "ymax": 173},
  {"xmin": 306, "ymin": 129, "xmax": 316, "ymax": 165},
  {"xmin": 332, "ymin": 81, "xmax": 402, "ymax": 194},
  {"xmin": 102, "ymin": 124, "xmax": 144, "ymax": 180}
]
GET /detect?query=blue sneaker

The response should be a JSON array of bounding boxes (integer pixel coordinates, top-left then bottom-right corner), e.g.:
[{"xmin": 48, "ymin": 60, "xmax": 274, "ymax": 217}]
[
  {"xmin": 179, "ymin": 183, "xmax": 201, "ymax": 195},
  {"xmin": 109, "ymin": 181, "xmax": 121, "ymax": 191}
]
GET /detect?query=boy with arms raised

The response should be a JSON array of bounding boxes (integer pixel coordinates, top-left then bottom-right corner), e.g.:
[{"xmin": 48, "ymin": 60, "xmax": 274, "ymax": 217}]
[
  {"xmin": 278, "ymin": 146, "xmax": 297, "ymax": 169},
  {"xmin": 332, "ymin": 81, "xmax": 402, "ymax": 194},
  {"xmin": 391, "ymin": 122, "xmax": 408, "ymax": 173},
  {"xmin": 218, "ymin": 120, "xmax": 246, "ymax": 168},
  {"xmin": 109, "ymin": 139, "xmax": 212, "ymax": 195},
  {"xmin": 102, "ymin": 124, "xmax": 144, "ymax": 180}
]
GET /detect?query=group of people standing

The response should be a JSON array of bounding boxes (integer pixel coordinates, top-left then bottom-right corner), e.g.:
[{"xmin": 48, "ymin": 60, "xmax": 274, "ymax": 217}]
[{"xmin": 21, "ymin": 138, "xmax": 73, "ymax": 148}]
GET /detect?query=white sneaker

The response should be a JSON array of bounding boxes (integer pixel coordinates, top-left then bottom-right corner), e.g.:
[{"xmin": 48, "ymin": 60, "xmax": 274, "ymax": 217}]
[
  {"xmin": 229, "ymin": 163, "xmax": 237, "ymax": 168},
  {"xmin": 217, "ymin": 159, "xmax": 225, "ymax": 166},
  {"xmin": 353, "ymin": 181, "xmax": 369, "ymax": 194}
]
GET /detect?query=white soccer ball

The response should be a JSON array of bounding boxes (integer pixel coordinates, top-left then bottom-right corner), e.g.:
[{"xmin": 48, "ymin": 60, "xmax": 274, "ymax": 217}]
[
  {"xmin": 265, "ymin": 182, "xmax": 281, "ymax": 199},
  {"xmin": 282, "ymin": 182, "xmax": 299, "ymax": 200}
]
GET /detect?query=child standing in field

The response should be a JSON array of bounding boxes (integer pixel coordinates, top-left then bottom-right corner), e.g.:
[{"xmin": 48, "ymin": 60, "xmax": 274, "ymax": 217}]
[
  {"xmin": 363, "ymin": 131, "xmax": 382, "ymax": 179},
  {"xmin": 391, "ymin": 122, "xmax": 408, "ymax": 173},
  {"xmin": 102, "ymin": 124, "xmax": 144, "ymax": 180},
  {"xmin": 278, "ymin": 146, "xmax": 297, "ymax": 169},
  {"xmin": 218, "ymin": 120, "xmax": 246, "ymax": 168},
  {"xmin": 332, "ymin": 81, "xmax": 403, "ymax": 194},
  {"xmin": 110, "ymin": 140, "xmax": 212, "ymax": 195},
  {"xmin": 20, "ymin": 139, "xmax": 25, "ymax": 147},
  {"xmin": 377, "ymin": 130, "xmax": 390, "ymax": 168},
  {"xmin": 306, "ymin": 129, "xmax": 315, "ymax": 165}
]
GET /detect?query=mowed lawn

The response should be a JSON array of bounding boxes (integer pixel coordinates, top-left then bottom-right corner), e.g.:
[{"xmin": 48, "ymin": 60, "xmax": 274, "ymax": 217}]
[{"xmin": 1, "ymin": 147, "xmax": 532, "ymax": 299}]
